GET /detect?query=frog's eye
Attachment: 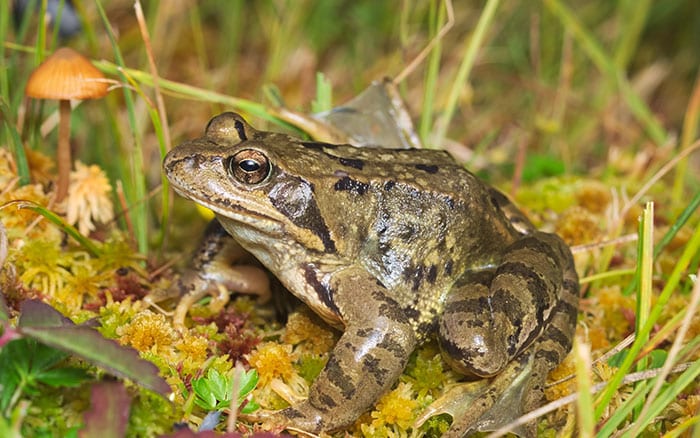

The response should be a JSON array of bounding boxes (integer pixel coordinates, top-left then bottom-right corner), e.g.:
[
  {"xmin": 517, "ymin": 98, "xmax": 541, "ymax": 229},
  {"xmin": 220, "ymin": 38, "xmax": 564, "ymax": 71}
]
[{"xmin": 229, "ymin": 149, "xmax": 271, "ymax": 184}]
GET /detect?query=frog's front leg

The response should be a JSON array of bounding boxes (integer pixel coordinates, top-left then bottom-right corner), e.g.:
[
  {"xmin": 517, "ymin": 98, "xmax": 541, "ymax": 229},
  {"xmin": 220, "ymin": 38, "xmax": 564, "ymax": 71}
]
[
  {"xmin": 159, "ymin": 220, "xmax": 271, "ymax": 328},
  {"xmin": 257, "ymin": 266, "xmax": 418, "ymax": 433},
  {"xmin": 439, "ymin": 231, "xmax": 566, "ymax": 378}
]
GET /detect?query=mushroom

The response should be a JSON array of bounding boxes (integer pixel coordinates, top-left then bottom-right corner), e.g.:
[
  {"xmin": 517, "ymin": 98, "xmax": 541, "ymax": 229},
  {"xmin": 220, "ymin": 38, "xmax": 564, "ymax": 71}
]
[{"xmin": 25, "ymin": 47, "xmax": 109, "ymax": 203}]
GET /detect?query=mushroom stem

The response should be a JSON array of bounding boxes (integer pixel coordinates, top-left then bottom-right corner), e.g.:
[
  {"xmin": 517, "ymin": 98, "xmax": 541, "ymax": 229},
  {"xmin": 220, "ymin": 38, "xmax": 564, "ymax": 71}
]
[{"xmin": 55, "ymin": 99, "xmax": 71, "ymax": 203}]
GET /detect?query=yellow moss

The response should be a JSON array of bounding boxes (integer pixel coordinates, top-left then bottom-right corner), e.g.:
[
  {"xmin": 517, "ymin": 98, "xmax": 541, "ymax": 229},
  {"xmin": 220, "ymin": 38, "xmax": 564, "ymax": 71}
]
[
  {"xmin": 369, "ymin": 382, "xmax": 418, "ymax": 431},
  {"xmin": 592, "ymin": 286, "xmax": 635, "ymax": 342},
  {"xmin": 575, "ymin": 180, "xmax": 612, "ymax": 214},
  {"xmin": 99, "ymin": 299, "xmax": 142, "ymax": 338},
  {"xmin": 13, "ymin": 239, "xmax": 72, "ymax": 297},
  {"xmin": 175, "ymin": 332, "xmax": 210, "ymax": 375},
  {"xmin": 208, "ymin": 355, "xmax": 234, "ymax": 376},
  {"xmin": 247, "ymin": 342, "xmax": 297, "ymax": 386},
  {"xmin": 117, "ymin": 310, "xmax": 178, "ymax": 353},
  {"xmin": 281, "ymin": 309, "xmax": 337, "ymax": 354},
  {"xmin": 586, "ymin": 325, "xmax": 611, "ymax": 352},
  {"xmin": 545, "ymin": 354, "xmax": 576, "ymax": 401},
  {"xmin": 0, "ymin": 148, "xmax": 18, "ymax": 186},
  {"xmin": 59, "ymin": 259, "xmax": 111, "ymax": 310},
  {"xmin": 94, "ymin": 235, "xmax": 148, "ymax": 275},
  {"xmin": 0, "ymin": 183, "xmax": 60, "ymax": 242},
  {"xmin": 556, "ymin": 206, "xmax": 604, "ymax": 246},
  {"xmin": 24, "ymin": 147, "xmax": 55, "ymax": 186},
  {"xmin": 663, "ymin": 394, "xmax": 700, "ymax": 428},
  {"xmin": 662, "ymin": 294, "xmax": 700, "ymax": 344}
]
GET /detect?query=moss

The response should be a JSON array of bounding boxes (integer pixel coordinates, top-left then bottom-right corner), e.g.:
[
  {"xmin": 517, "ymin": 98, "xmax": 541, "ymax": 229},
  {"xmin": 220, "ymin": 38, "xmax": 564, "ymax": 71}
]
[
  {"xmin": 246, "ymin": 342, "xmax": 297, "ymax": 386},
  {"xmin": 361, "ymin": 382, "xmax": 419, "ymax": 436},
  {"xmin": 127, "ymin": 389, "xmax": 180, "ymax": 438}
]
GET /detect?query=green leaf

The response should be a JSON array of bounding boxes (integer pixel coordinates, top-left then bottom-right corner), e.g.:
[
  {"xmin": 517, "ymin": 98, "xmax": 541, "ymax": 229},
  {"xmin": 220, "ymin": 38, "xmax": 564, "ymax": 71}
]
[
  {"xmin": 238, "ymin": 369, "xmax": 259, "ymax": 398},
  {"xmin": 34, "ymin": 367, "xmax": 90, "ymax": 388},
  {"xmin": 521, "ymin": 154, "xmax": 566, "ymax": 182},
  {"xmin": 0, "ymin": 342, "xmax": 21, "ymax": 412},
  {"xmin": 648, "ymin": 349, "xmax": 668, "ymax": 369},
  {"xmin": 27, "ymin": 342, "xmax": 70, "ymax": 375},
  {"xmin": 607, "ymin": 349, "xmax": 628, "ymax": 368},
  {"xmin": 17, "ymin": 300, "xmax": 171, "ymax": 397},
  {"xmin": 0, "ymin": 337, "xmax": 88, "ymax": 414},
  {"xmin": 192, "ymin": 378, "xmax": 217, "ymax": 411},
  {"xmin": 206, "ymin": 369, "xmax": 229, "ymax": 402},
  {"xmin": 240, "ymin": 399, "xmax": 259, "ymax": 414}
]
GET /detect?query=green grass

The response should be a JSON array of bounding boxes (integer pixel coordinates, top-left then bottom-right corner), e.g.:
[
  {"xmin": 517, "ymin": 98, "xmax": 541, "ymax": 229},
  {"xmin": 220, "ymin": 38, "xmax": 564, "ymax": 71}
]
[{"xmin": 1, "ymin": 0, "xmax": 699, "ymax": 436}]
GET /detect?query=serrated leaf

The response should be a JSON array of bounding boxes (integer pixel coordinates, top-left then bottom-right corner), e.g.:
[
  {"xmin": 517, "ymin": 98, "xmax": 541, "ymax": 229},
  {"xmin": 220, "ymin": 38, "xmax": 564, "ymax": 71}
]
[
  {"xmin": 207, "ymin": 369, "xmax": 229, "ymax": 401},
  {"xmin": 27, "ymin": 341, "xmax": 70, "ymax": 374},
  {"xmin": 192, "ymin": 378, "xmax": 217, "ymax": 410},
  {"xmin": 35, "ymin": 367, "xmax": 90, "ymax": 387},
  {"xmin": 0, "ymin": 343, "xmax": 20, "ymax": 412},
  {"xmin": 1, "ymin": 338, "xmax": 31, "ymax": 377},
  {"xmin": 238, "ymin": 369, "xmax": 258, "ymax": 397},
  {"xmin": 17, "ymin": 300, "xmax": 170, "ymax": 397},
  {"xmin": 78, "ymin": 381, "xmax": 131, "ymax": 438}
]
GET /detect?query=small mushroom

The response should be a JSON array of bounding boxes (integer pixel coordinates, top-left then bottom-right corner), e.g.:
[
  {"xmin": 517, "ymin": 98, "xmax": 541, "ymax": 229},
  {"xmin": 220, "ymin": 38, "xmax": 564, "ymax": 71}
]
[{"xmin": 25, "ymin": 47, "xmax": 108, "ymax": 203}]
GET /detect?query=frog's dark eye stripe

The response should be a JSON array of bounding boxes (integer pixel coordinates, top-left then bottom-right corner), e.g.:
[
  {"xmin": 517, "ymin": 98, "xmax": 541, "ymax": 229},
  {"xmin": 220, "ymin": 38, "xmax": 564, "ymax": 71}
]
[
  {"xmin": 234, "ymin": 119, "xmax": 247, "ymax": 141},
  {"xmin": 229, "ymin": 149, "xmax": 270, "ymax": 184}
]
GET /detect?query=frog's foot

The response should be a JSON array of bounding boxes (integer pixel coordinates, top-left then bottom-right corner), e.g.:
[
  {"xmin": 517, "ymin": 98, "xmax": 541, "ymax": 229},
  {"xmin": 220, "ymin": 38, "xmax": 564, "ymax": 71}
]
[
  {"xmin": 241, "ymin": 403, "xmax": 329, "ymax": 436},
  {"xmin": 414, "ymin": 352, "xmax": 537, "ymax": 438}
]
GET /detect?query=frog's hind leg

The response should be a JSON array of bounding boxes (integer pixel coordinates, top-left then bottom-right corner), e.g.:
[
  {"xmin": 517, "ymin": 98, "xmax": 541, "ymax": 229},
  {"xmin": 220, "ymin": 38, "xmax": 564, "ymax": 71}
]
[
  {"xmin": 519, "ymin": 236, "xmax": 579, "ymax": 427},
  {"xmin": 428, "ymin": 321, "xmax": 571, "ymax": 437},
  {"xmin": 438, "ymin": 232, "xmax": 568, "ymax": 378},
  {"xmin": 435, "ymin": 231, "xmax": 579, "ymax": 436}
]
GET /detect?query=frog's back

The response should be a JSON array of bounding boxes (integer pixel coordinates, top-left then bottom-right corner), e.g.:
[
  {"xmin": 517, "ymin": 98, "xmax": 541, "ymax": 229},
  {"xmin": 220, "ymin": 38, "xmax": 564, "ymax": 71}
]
[
  {"xmin": 274, "ymin": 142, "xmax": 520, "ymax": 321},
  {"xmin": 285, "ymin": 141, "xmax": 481, "ymax": 199}
]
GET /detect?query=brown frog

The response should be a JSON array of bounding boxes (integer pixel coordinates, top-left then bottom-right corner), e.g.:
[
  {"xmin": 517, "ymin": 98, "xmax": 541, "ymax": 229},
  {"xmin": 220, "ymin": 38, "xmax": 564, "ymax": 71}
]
[{"xmin": 163, "ymin": 112, "xmax": 579, "ymax": 436}]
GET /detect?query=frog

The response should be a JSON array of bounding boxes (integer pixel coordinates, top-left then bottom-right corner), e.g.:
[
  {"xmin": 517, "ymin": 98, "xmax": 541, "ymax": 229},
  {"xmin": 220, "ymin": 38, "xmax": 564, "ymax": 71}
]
[{"xmin": 163, "ymin": 112, "xmax": 579, "ymax": 436}]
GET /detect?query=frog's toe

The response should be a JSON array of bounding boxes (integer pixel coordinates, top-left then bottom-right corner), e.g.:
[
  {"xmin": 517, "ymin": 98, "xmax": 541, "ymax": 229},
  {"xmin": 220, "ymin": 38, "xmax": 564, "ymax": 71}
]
[
  {"xmin": 413, "ymin": 379, "xmax": 492, "ymax": 436},
  {"xmin": 415, "ymin": 354, "xmax": 537, "ymax": 437},
  {"xmin": 242, "ymin": 404, "xmax": 326, "ymax": 436}
]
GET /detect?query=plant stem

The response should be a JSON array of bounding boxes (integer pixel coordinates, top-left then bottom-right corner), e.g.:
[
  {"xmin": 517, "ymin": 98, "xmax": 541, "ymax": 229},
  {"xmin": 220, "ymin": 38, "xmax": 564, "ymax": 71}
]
[{"xmin": 55, "ymin": 99, "xmax": 71, "ymax": 203}]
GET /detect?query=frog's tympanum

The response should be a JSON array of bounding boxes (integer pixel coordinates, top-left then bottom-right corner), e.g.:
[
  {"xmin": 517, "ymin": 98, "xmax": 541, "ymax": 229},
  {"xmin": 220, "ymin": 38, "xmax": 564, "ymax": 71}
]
[{"xmin": 163, "ymin": 112, "xmax": 579, "ymax": 437}]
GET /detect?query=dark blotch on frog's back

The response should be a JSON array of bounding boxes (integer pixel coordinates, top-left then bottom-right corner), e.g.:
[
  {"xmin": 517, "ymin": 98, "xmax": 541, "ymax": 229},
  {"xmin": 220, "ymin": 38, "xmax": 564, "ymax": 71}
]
[
  {"xmin": 338, "ymin": 157, "xmax": 365, "ymax": 170},
  {"xmin": 300, "ymin": 141, "xmax": 365, "ymax": 170},
  {"xmin": 426, "ymin": 265, "xmax": 438, "ymax": 283},
  {"xmin": 334, "ymin": 176, "xmax": 369, "ymax": 195},
  {"xmin": 415, "ymin": 163, "xmax": 439, "ymax": 174},
  {"xmin": 444, "ymin": 259, "xmax": 454, "ymax": 276}
]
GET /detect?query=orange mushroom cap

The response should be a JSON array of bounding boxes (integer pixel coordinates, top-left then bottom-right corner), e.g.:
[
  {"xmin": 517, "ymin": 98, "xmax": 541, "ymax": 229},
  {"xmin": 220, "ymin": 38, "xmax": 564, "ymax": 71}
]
[{"xmin": 25, "ymin": 47, "xmax": 109, "ymax": 100}]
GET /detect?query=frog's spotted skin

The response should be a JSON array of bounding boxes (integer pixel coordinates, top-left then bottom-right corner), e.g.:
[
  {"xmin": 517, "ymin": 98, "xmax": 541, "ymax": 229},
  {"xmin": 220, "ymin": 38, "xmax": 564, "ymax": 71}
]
[{"xmin": 163, "ymin": 112, "xmax": 579, "ymax": 436}]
